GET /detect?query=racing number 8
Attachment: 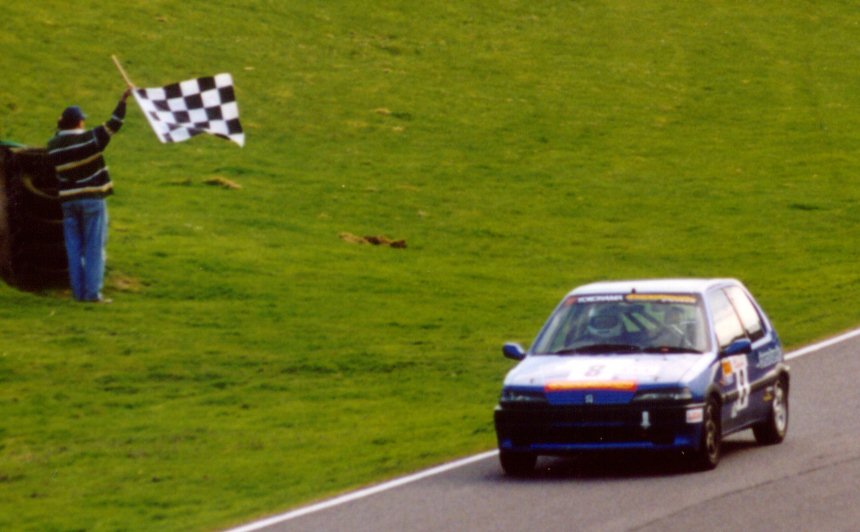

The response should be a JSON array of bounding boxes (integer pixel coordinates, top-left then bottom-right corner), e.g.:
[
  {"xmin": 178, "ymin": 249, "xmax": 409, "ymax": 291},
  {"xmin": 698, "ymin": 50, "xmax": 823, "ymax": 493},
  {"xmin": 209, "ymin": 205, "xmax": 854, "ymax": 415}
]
[
  {"xmin": 585, "ymin": 365, "xmax": 605, "ymax": 377},
  {"xmin": 723, "ymin": 356, "xmax": 750, "ymax": 418}
]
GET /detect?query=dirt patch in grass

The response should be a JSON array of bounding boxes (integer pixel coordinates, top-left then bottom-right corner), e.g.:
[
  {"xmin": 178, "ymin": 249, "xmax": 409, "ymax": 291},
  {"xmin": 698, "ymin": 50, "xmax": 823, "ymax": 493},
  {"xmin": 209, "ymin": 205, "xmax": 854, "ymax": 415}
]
[{"xmin": 339, "ymin": 232, "xmax": 406, "ymax": 248}]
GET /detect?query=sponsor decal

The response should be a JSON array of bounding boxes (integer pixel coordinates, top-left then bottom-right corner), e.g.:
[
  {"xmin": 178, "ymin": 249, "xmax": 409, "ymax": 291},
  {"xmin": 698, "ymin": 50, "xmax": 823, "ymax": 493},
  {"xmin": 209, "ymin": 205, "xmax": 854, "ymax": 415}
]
[
  {"xmin": 569, "ymin": 295, "xmax": 625, "ymax": 304},
  {"xmin": 567, "ymin": 293, "xmax": 698, "ymax": 305},
  {"xmin": 625, "ymin": 293, "xmax": 698, "ymax": 304}
]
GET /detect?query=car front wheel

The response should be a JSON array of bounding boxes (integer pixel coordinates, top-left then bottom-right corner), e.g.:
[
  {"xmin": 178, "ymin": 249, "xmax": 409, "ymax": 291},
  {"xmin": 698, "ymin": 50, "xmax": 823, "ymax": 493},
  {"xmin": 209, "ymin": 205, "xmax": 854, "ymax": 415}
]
[
  {"xmin": 499, "ymin": 450, "xmax": 536, "ymax": 476},
  {"xmin": 690, "ymin": 398, "xmax": 721, "ymax": 471},
  {"xmin": 753, "ymin": 378, "xmax": 788, "ymax": 445}
]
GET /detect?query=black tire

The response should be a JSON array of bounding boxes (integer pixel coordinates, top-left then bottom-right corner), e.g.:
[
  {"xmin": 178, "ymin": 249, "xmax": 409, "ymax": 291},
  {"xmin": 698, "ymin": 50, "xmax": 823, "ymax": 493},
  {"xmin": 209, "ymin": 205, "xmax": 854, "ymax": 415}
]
[
  {"xmin": 753, "ymin": 378, "xmax": 788, "ymax": 445},
  {"xmin": 690, "ymin": 398, "xmax": 721, "ymax": 471},
  {"xmin": 499, "ymin": 450, "xmax": 537, "ymax": 476}
]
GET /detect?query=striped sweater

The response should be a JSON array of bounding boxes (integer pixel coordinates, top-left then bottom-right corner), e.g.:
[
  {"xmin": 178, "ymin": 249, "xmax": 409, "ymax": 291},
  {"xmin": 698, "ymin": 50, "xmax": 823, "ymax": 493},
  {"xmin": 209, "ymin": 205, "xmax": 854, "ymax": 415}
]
[{"xmin": 47, "ymin": 99, "xmax": 126, "ymax": 202}]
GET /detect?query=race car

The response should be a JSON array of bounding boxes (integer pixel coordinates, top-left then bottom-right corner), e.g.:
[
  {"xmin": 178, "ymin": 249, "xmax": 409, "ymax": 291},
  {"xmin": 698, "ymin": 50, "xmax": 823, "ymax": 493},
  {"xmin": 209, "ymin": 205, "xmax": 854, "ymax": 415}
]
[{"xmin": 494, "ymin": 278, "xmax": 789, "ymax": 475}]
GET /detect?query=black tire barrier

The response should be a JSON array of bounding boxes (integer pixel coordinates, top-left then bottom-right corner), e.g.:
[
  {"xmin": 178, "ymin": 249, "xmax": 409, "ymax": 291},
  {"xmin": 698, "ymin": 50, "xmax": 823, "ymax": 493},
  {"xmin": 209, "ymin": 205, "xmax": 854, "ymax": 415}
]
[{"xmin": 0, "ymin": 145, "xmax": 68, "ymax": 290}]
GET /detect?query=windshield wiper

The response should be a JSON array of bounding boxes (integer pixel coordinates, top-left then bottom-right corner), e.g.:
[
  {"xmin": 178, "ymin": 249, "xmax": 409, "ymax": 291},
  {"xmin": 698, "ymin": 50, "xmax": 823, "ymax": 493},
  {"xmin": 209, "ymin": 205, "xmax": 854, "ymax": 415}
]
[
  {"xmin": 551, "ymin": 344, "xmax": 642, "ymax": 355},
  {"xmin": 547, "ymin": 347, "xmax": 585, "ymax": 355},
  {"xmin": 642, "ymin": 346, "xmax": 704, "ymax": 354}
]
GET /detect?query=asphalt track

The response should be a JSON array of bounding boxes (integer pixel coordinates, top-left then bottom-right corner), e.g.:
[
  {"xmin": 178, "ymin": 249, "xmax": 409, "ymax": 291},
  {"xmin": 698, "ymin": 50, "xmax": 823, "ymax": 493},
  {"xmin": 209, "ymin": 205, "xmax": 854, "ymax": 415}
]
[{"xmin": 230, "ymin": 329, "xmax": 860, "ymax": 532}]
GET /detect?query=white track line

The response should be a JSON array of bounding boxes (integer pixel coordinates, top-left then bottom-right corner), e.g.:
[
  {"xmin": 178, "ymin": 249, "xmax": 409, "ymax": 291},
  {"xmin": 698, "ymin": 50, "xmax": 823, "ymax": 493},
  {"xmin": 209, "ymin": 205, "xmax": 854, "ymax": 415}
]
[
  {"xmin": 785, "ymin": 327, "xmax": 860, "ymax": 360},
  {"xmin": 226, "ymin": 451, "xmax": 499, "ymax": 532},
  {"xmin": 227, "ymin": 327, "xmax": 860, "ymax": 531}
]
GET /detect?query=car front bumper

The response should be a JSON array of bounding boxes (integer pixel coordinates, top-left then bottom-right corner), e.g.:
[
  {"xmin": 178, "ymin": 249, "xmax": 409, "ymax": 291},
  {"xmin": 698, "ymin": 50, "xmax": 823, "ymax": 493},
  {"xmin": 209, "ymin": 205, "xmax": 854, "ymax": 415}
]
[{"xmin": 494, "ymin": 402, "xmax": 705, "ymax": 454}]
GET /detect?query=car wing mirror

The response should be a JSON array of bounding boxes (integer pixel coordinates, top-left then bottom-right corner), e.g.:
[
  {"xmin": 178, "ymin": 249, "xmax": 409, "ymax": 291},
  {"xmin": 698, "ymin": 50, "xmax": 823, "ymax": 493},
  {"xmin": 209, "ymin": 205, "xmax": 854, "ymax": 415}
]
[
  {"xmin": 722, "ymin": 338, "xmax": 752, "ymax": 356},
  {"xmin": 502, "ymin": 342, "xmax": 526, "ymax": 361}
]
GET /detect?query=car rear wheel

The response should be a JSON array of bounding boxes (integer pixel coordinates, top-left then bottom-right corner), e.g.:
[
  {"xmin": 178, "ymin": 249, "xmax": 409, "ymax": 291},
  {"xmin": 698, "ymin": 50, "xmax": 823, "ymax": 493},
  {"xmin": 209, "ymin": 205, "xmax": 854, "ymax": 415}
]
[
  {"xmin": 690, "ymin": 398, "xmax": 721, "ymax": 471},
  {"xmin": 499, "ymin": 450, "xmax": 536, "ymax": 476},
  {"xmin": 753, "ymin": 378, "xmax": 788, "ymax": 445}
]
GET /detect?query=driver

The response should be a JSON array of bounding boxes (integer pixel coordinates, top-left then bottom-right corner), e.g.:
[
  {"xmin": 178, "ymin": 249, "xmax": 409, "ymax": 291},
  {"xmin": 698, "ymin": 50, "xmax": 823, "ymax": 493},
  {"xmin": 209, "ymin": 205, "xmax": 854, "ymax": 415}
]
[
  {"xmin": 651, "ymin": 305, "xmax": 687, "ymax": 347},
  {"xmin": 584, "ymin": 306, "xmax": 625, "ymax": 341}
]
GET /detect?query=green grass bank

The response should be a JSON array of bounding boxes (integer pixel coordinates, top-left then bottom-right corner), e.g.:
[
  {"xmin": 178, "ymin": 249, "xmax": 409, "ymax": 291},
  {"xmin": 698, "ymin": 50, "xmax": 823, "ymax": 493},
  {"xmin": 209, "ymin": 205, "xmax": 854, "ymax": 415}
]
[{"xmin": 1, "ymin": 1, "xmax": 860, "ymax": 529}]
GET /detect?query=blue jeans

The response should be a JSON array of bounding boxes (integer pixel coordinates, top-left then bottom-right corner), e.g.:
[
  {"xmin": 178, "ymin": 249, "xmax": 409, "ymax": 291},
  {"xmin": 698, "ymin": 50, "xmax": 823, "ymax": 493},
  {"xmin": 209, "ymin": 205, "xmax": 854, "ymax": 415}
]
[{"xmin": 62, "ymin": 198, "xmax": 108, "ymax": 302}]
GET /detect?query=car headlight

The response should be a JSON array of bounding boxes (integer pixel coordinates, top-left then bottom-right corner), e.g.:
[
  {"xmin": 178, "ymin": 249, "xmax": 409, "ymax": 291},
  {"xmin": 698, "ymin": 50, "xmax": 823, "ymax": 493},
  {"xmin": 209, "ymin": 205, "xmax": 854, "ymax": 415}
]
[
  {"xmin": 632, "ymin": 387, "xmax": 693, "ymax": 402},
  {"xmin": 500, "ymin": 388, "xmax": 547, "ymax": 404}
]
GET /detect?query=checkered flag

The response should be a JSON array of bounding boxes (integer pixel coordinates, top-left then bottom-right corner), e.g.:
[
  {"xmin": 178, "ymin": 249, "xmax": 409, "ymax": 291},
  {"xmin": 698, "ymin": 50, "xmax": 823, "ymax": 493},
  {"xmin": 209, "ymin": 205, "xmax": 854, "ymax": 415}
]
[{"xmin": 132, "ymin": 73, "xmax": 245, "ymax": 147}]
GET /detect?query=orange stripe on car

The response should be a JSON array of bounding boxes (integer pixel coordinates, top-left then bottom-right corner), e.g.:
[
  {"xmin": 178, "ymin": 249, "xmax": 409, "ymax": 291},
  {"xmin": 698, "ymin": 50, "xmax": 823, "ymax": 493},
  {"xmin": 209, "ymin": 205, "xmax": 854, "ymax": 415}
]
[{"xmin": 545, "ymin": 380, "xmax": 638, "ymax": 392}]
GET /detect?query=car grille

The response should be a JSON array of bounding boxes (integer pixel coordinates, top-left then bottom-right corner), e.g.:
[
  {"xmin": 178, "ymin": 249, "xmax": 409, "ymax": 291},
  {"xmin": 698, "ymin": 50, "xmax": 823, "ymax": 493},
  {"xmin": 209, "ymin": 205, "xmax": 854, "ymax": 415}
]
[{"xmin": 495, "ymin": 404, "xmax": 687, "ymax": 446}]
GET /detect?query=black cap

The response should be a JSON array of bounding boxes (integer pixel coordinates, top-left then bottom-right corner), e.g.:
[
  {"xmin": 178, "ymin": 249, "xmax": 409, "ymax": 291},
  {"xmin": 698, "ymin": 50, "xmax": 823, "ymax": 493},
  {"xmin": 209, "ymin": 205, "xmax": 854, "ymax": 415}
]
[{"xmin": 58, "ymin": 106, "xmax": 87, "ymax": 129}]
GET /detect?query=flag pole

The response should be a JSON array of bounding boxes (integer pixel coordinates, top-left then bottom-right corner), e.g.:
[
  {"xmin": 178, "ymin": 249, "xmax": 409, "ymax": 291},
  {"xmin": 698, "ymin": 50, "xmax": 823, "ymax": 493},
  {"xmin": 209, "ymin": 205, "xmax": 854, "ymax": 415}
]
[{"xmin": 111, "ymin": 55, "xmax": 135, "ymax": 88}]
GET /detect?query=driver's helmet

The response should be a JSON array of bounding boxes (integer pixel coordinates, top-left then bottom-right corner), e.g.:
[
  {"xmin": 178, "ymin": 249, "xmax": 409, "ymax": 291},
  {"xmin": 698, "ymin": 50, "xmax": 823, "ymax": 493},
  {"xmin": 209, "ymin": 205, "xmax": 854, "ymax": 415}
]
[{"xmin": 587, "ymin": 306, "xmax": 623, "ymax": 339}]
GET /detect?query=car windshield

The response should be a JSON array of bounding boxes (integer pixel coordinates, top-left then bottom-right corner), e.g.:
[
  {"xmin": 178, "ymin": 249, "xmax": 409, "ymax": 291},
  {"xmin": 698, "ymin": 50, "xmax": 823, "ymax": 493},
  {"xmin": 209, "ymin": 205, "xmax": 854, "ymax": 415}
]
[{"xmin": 531, "ymin": 293, "xmax": 711, "ymax": 355}]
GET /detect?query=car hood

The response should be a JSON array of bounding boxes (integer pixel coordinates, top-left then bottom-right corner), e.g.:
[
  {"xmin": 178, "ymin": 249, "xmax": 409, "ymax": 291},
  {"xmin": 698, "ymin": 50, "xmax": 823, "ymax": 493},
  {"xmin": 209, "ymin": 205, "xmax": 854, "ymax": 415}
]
[{"xmin": 504, "ymin": 353, "xmax": 703, "ymax": 389}]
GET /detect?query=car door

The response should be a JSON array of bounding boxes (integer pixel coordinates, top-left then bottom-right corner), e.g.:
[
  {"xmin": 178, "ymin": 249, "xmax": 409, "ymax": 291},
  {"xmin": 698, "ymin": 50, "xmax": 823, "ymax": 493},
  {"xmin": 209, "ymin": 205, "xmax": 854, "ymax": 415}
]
[
  {"xmin": 706, "ymin": 287, "xmax": 754, "ymax": 432},
  {"xmin": 724, "ymin": 285, "xmax": 781, "ymax": 423}
]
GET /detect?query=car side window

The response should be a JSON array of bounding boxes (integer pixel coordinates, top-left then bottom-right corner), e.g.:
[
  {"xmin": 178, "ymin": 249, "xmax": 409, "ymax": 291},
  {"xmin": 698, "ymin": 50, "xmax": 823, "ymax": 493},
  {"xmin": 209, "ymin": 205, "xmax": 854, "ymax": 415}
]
[
  {"xmin": 726, "ymin": 286, "xmax": 766, "ymax": 342},
  {"xmin": 707, "ymin": 289, "xmax": 746, "ymax": 350}
]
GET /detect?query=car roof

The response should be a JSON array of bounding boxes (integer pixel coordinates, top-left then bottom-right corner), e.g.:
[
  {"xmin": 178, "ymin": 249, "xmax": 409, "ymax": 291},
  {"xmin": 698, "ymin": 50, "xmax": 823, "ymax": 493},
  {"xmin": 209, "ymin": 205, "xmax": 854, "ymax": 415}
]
[{"xmin": 568, "ymin": 278, "xmax": 740, "ymax": 297}]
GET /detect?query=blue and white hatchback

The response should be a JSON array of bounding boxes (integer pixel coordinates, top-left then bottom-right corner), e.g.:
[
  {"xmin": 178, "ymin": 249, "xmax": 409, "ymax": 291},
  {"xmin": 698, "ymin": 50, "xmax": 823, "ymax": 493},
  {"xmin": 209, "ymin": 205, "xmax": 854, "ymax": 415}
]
[{"xmin": 494, "ymin": 279, "xmax": 789, "ymax": 474}]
